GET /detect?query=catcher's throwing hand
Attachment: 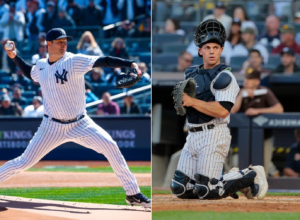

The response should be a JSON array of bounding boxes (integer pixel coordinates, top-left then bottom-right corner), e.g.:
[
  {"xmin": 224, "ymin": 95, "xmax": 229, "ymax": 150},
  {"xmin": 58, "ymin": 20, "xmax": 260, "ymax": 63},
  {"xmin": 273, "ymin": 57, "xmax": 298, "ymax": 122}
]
[
  {"xmin": 182, "ymin": 93, "xmax": 194, "ymax": 107},
  {"xmin": 4, "ymin": 40, "xmax": 17, "ymax": 59}
]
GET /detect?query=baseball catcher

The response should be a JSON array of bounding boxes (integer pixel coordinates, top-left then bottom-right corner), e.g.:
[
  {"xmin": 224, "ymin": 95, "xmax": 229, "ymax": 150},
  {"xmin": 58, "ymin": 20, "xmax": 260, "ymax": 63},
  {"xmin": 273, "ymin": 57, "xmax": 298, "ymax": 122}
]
[{"xmin": 170, "ymin": 19, "xmax": 268, "ymax": 200}]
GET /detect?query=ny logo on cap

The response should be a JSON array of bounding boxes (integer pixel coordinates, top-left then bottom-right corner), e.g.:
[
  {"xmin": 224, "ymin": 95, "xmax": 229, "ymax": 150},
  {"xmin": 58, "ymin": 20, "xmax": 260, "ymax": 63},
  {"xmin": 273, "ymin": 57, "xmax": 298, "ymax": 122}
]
[{"xmin": 55, "ymin": 69, "xmax": 68, "ymax": 84}]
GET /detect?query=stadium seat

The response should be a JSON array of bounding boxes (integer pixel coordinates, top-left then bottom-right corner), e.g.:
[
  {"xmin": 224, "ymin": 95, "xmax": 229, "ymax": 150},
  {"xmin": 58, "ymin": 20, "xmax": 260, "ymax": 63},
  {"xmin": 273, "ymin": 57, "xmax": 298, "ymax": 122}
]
[
  {"xmin": 139, "ymin": 103, "xmax": 150, "ymax": 114},
  {"xmin": 162, "ymin": 43, "xmax": 188, "ymax": 53},
  {"xmin": 192, "ymin": 56, "xmax": 203, "ymax": 65},
  {"xmin": 22, "ymin": 91, "xmax": 36, "ymax": 98},
  {"xmin": 138, "ymin": 54, "xmax": 151, "ymax": 66},
  {"xmin": 152, "ymin": 53, "xmax": 178, "ymax": 66},
  {"xmin": 268, "ymin": 55, "xmax": 281, "ymax": 65},
  {"xmin": 230, "ymin": 56, "xmax": 248, "ymax": 66},
  {"xmin": 0, "ymin": 71, "xmax": 9, "ymax": 77},
  {"xmin": 180, "ymin": 23, "xmax": 198, "ymax": 34},
  {"xmin": 152, "ymin": 34, "xmax": 184, "ymax": 44},
  {"xmin": 256, "ymin": 22, "xmax": 266, "ymax": 35},
  {"xmin": 0, "ymin": 84, "xmax": 8, "ymax": 89},
  {"xmin": 0, "ymin": 76, "xmax": 13, "ymax": 84}
]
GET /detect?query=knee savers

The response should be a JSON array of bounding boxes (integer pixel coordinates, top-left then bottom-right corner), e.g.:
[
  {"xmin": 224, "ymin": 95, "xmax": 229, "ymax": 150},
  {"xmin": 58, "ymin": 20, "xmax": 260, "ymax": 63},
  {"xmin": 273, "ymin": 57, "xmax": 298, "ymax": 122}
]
[{"xmin": 170, "ymin": 170, "xmax": 198, "ymax": 199}]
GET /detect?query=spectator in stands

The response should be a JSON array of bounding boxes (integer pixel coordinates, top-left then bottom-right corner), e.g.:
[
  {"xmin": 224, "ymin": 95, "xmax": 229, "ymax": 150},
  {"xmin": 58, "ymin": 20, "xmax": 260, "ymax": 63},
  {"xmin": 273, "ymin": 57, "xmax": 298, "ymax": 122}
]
[
  {"xmin": 233, "ymin": 6, "xmax": 258, "ymax": 35},
  {"xmin": 240, "ymin": 49, "xmax": 272, "ymax": 78},
  {"xmin": 231, "ymin": 69, "xmax": 283, "ymax": 177},
  {"xmin": 0, "ymin": 88, "xmax": 8, "ymax": 96},
  {"xmin": 23, "ymin": 96, "xmax": 44, "ymax": 117},
  {"xmin": 106, "ymin": 67, "xmax": 122, "ymax": 84},
  {"xmin": 272, "ymin": 24, "xmax": 300, "ymax": 54},
  {"xmin": 31, "ymin": 41, "xmax": 48, "ymax": 64},
  {"xmin": 232, "ymin": 27, "xmax": 269, "ymax": 64},
  {"xmin": 257, "ymin": 15, "xmax": 281, "ymax": 50},
  {"xmin": 38, "ymin": 32, "xmax": 46, "ymax": 45},
  {"xmin": 43, "ymin": 1, "xmax": 57, "ymax": 32},
  {"xmin": 0, "ymin": 0, "xmax": 9, "ymax": 37},
  {"xmin": 284, "ymin": 129, "xmax": 300, "ymax": 177},
  {"xmin": 82, "ymin": 0, "xmax": 103, "ymax": 26},
  {"xmin": 52, "ymin": 8, "xmax": 75, "ymax": 29},
  {"xmin": 96, "ymin": 92, "xmax": 120, "ymax": 115},
  {"xmin": 137, "ymin": 62, "xmax": 151, "ymax": 83},
  {"xmin": 274, "ymin": 47, "xmax": 300, "ymax": 75},
  {"xmin": 166, "ymin": 51, "xmax": 193, "ymax": 72},
  {"xmin": 164, "ymin": 18, "xmax": 185, "ymax": 36},
  {"xmin": 0, "ymin": 94, "xmax": 22, "ymax": 116},
  {"xmin": 12, "ymin": 67, "xmax": 30, "ymax": 90},
  {"xmin": 90, "ymin": 68, "xmax": 106, "ymax": 83},
  {"xmin": 26, "ymin": 0, "xmax": 46, "ymax": 52},
  {"xmin": 66, "ymin": 0, "xmax": 81, "ymax": 27},
  {"xmin": 221, "ymin": 18, "xmax": 242, "ymax": 64},
  {"xmin": 77, "ymin": 31, "xmax": 104, "ymax": 56},
  {"xmin": 85, "ymin": 88, "xmax": 98, "ymax": 104},
  {"xmin": 120, "ymin": 94, "xmax": 141, "ymax": 115},
  {"xmin": 109, "ymin": 37, "xmax": 129, "ymax": 59},
  {"xmin": 294, "ymin": 12, "xmax": 300, "ymax": 45},
  {"xmin": 118, "ymin": 0, "xmax": 144, "ymax": 21},
  {"xmin": 270, "ymin": 0, "xmax": 292, "ymax": 22},
  {"xmin": 227, "ymin": 18, "xmax": 242, "ymax": 47},
  {"xmin": 99, "ymin": 0, "xmax": 121, "ymax": 26},
  {"xmin": 116, "ymin": 20, "xmax": 136, "ymax": 38},
  {"xmin": 11, "ymin": 87, "xmax": 27, "ymax": 105},
  {"xmin": 203, "ymin": 1, "xmax": 232, "ymax": 37},
  {"xmin": 0, "ymin": 2, "xmax": 25, "ymax": 43},
  {"xmin": 135, "ymin": 14, "xmax": 151, "ymax": 38}
]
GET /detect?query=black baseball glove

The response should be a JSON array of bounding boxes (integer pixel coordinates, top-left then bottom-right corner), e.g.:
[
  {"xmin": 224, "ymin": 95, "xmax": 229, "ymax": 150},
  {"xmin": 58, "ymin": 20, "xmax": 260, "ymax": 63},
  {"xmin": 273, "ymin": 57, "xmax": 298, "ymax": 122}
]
[
  {"xmin": 115, "ymin": 68, "xmax": 142, "ymax": 89},
  {"xmin": 171, "ymin": 78, "xmax": 196, "ymax": 116}
]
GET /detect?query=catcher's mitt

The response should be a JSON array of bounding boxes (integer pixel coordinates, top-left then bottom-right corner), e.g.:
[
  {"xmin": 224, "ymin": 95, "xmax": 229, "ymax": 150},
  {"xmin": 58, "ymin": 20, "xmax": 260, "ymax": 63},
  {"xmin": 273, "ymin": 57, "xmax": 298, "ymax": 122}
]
[
  {"xmin": 115, "ymin": 68, "xmax": 142, "ymax": 89},
  {"xmin": 172, "ymin": 78, "xmax": 196, "ymax": 116}
]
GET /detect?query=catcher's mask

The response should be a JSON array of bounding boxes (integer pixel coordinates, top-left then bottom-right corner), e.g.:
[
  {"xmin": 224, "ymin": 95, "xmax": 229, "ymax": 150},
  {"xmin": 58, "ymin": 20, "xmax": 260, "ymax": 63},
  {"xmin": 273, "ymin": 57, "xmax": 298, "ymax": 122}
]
[{"xmin": 194, "ymin": 19, "xmax": 226, "ymax": 57}]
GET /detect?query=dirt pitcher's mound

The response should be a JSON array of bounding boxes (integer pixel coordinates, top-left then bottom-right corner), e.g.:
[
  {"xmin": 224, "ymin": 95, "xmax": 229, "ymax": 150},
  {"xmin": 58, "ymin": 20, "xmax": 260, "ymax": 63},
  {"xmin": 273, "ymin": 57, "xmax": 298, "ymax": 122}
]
[
  {"xmin": 0, "ymin": 195, "xmax": 151, "ymax": 220},
  {"xmin": 0, "ymin": 172, "xmax": 151, "ymax": 188},
  {"xmin": 153, "ymin": 194, "xmax": 300, "ymax": 213}
]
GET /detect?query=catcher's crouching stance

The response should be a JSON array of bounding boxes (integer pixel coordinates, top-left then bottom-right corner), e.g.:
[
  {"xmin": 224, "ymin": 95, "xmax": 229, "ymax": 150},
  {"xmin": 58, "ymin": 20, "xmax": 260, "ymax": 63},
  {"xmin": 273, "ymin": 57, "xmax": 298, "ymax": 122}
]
[{"xmin": 170, "ymin": 19, "xmax": 268, "ymax": 200}]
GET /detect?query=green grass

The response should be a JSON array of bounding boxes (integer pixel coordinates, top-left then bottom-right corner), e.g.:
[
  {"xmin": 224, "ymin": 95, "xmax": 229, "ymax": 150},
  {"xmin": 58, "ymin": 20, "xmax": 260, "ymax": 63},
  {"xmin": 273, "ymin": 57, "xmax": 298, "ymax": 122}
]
[
  {"xmin": 0, "ymin": 186, "xmax": 151, "ymax": 205},
  {"xmin": 153, "ymin": 190, "xmax": 300, "ymax": 197},
  {"xmin": 152, "ymin": 211, "xmax": 300, "ymax": 220},
  {"xmin": 28, "ymin": 166, "xmax": 150, "ymax": 173}
]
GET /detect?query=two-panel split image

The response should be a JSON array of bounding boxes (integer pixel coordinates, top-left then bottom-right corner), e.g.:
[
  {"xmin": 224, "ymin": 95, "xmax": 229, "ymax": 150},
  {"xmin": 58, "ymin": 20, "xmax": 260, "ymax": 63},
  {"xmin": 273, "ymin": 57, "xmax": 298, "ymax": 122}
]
[{"xmin": 0, "ymin": 0, "xmax": 299, "ymax": 220}]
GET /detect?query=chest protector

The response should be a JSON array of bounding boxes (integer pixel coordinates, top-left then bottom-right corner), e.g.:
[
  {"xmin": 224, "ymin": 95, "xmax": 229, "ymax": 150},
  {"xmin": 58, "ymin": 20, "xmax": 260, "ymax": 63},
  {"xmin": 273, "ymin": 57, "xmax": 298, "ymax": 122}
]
[{"xmin": 185, "ymin": 63, "xmax": 229, "ymax": 124}]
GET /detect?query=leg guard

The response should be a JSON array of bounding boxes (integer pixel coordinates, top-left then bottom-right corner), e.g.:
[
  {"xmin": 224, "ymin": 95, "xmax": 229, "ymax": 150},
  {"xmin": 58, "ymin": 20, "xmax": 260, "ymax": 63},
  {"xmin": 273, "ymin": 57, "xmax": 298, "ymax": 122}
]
[
  {"xmin": 193, "ymin": 169, "xmax": 257, "ymax": 200},
  {"xmin": 218, "ymin": 169, "xmax": 257, "ymax": 198},
  {"xmin": 170, "ymin": 170, "xmax": 198, "ymax": 199}
]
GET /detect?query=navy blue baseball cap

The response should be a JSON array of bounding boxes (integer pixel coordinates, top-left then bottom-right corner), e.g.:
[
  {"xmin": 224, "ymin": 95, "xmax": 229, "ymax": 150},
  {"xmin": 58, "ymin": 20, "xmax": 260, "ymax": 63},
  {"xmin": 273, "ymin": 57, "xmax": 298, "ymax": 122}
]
[{"xmin": 46, "ymin": 28, "xmax": 73, "ymax": 41}]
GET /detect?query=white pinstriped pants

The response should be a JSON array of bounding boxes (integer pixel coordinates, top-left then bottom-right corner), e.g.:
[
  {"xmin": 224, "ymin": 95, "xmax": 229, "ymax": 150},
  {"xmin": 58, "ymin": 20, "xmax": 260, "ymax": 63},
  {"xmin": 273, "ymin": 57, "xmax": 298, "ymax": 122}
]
[
  {"xmin": 177, "ymin": 123, "xmax": 231, "ymax": 190},
  {"xmin": 0, "ymin": 115, "xmax": 140, "ymax": 195}
]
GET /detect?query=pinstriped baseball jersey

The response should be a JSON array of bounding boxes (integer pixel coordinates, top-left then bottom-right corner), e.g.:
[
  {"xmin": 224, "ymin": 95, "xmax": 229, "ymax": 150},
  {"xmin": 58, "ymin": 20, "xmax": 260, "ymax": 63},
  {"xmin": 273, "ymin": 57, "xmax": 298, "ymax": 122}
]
[
  {"xmin": 177, "ymin": 68, "xmax": 240, "ymax": 190},
  {"xmin": 31, "ymin": 52, "xmax": 98, "ymax": 119}
]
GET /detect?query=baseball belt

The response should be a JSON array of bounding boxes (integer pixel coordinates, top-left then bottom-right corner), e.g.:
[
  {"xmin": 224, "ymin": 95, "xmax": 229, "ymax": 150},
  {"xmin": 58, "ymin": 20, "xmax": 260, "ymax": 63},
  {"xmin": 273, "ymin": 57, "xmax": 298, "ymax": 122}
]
[
  {"xmin": 189, "ymin": 124, "xmax": 215, "ymax": 132},
  {"xmin": 44, "ymin": 114, "xmax": 85, "ymax": 124}
]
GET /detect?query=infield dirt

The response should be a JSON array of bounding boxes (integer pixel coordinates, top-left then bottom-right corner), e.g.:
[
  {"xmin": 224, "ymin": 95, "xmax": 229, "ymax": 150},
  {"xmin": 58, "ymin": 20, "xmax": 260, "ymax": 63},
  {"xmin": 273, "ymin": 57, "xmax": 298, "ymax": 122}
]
[{"xmin": 153, "ymin": 194, "xmax": 300, "ymax": 212}]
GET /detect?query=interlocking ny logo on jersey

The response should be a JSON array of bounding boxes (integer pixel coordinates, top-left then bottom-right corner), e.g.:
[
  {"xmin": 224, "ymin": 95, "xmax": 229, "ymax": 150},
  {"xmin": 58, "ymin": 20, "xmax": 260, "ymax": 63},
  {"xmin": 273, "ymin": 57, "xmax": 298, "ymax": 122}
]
[{"xmin": 55, "ymin": 69, "xmax": 68, "ymax": 84}]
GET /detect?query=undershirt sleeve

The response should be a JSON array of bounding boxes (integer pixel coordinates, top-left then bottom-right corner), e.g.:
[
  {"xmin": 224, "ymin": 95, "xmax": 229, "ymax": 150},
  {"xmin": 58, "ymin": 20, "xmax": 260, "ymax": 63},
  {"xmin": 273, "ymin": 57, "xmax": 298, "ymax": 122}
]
[
  {"xmin": 12, "ymin": 55, "xmax": 34, "ymax": 81},
  {"xmin": 219, "ymin": 101, "xmax": 234, "ymax": 112}
]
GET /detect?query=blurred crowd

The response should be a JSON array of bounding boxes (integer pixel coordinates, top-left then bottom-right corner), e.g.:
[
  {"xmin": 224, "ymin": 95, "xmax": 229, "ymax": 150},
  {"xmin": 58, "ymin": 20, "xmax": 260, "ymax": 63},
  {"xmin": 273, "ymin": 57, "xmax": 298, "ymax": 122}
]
[{"xmin": 0, "ymin": 0, "xmax": 151, "ymax": 117}]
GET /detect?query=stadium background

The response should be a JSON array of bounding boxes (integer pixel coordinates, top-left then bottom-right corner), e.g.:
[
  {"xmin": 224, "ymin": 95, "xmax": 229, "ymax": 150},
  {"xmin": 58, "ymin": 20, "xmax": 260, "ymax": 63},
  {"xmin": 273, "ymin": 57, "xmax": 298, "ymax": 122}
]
[
  {"xmin": 152, "ymin": 0, "xmax": 300, "ymax": 191},
  {"xmin": 0, "ymin": 0, "xmax": 151, "ymax": 161}
]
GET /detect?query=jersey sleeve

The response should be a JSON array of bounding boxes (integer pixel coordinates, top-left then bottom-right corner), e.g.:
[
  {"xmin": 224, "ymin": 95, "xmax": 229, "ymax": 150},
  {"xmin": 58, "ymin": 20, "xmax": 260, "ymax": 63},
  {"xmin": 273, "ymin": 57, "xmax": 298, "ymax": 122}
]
[
  {"xmin": 72, "ymin": 54, "xmax": 99, "ymax": 75},
  {"xmin": 30, "ymin": 65, "xmax": 39, "ymax": 82},
  {"xmin": 211, "ymin": 71, "xmax": 240, "ymax": 104}
]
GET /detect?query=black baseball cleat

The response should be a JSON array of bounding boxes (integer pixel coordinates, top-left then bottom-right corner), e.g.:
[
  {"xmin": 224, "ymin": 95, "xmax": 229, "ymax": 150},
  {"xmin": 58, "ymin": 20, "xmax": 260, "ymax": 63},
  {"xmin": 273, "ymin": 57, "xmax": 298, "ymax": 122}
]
[{"xmin": 126, "ymin": 193, "xmax": 151, "ymax": 208}]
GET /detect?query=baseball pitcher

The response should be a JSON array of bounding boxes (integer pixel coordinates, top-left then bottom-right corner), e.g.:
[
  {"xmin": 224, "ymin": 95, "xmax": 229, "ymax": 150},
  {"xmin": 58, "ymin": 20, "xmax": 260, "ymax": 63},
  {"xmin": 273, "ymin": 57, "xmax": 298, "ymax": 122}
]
[{"xmin": 0, "ymin": 28, "xmax": 150, "ymax": 208}]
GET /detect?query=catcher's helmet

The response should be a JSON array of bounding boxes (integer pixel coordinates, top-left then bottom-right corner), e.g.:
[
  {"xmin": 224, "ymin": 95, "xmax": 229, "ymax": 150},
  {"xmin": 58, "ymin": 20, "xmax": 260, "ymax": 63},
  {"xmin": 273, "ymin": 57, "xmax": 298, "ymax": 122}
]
[{"xmin": 194, "ymin": 19, "xmax": 226, "ymax": 56}]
